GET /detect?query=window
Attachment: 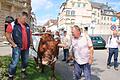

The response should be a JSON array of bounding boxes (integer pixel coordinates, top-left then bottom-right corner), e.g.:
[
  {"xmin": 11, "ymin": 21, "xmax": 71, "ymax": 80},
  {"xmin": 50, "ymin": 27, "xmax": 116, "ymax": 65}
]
[
  {"xmin": 71, "ymin": 10, "xmax": 75, "ymax": 16},
  {"xmin": 81, "ymin": 3, "xmax": 86, "ymax": 8},
  {"xmin": 101, "ymin": 16, "xmax": 103, "ymax": 20},
  {"xmin": 72, "ymin": 3, "xmax": 75, "ymax": 7},
  {"xmin": 66, "ymin": 18, "xmax": 70, "ymax": 24},
  {"xmin": 74, "ymin": 3, "xmax": 78, "ymax": 7},
  {"xmin": 83, "ymin": 3, "xmax": 86, "ymax": 7},
  {"xmin": 66, "ymin": 10, "xmax": 70, "ymax": 16},
  {"xmin": 84, "ymin": 27, "xmax": 88, "ymax": 31},
  {"xmin": 81, "ymin": 3, "xmax": 84, "ymax": 8},
  {"xmin": 104, "ymin": 17, "xmax": 106, "ymax": 20},
  {"xmin": 98, "ymin": 20, "xmax": 99, "ymax": 24},
  {"xmin": 107, "ymin": 17, "xmax": 109, "ymax": 21},
  {"xmin": 98, "ymin": 13, "xmax": 99, "ymax": 17},
  {"xmin": 71, "ymin": 19, "xmax": 75, "ymax": 24},
  {"xmin": 78, "ymin": 3, "xmax": 81, "ymax": 7}
]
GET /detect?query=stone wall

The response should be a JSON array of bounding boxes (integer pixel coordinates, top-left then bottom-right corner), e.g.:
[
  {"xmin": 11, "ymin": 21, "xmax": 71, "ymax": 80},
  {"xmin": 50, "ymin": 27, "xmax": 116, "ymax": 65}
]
[
  {"xmin": 0, "ymin": 10, "xmax": 19, "ymax": 41},
  {"xmin": 0, "ymin": 0, "xmax": 31, "ymax": 42}
]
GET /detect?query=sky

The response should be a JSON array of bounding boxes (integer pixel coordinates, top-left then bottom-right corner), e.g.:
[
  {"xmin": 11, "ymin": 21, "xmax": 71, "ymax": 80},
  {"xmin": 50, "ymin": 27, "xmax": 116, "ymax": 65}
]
[{"xmin": 31, "ymin": 0, "xmax": 120, "ymax": 25}]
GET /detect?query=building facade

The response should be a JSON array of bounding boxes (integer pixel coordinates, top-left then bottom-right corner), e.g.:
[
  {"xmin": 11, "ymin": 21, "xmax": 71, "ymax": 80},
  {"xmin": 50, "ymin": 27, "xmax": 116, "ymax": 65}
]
[
  {"xmin": 58, "ymin": 0, "xmax": 119, "ymax": 35},
  {"xmin": 0, "ymin": 0, "xmax": 31, "ymax": 41},
  {"xmin": 58, "ymin": 0, "xmax": 92, "ymax": 34},
  {"xmin": 43, "ymin": 19, "xmax": 58, "ymax": 32}
]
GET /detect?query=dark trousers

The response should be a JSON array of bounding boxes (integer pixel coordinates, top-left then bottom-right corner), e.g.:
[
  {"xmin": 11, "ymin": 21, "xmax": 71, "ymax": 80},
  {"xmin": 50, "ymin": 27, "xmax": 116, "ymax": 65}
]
[
  {"xmin": 107, "ymin": 48, "xmax": 118, "ymax": 67},
  {"xmin": 73, "ymin": 61, "xmax": 91, "ymax": 80},
  {"xmin": 8, "ymin": 47, "xmax": 29, "ymax": 75},
  {"xmin": 63, "ymin": 49, "xmax": 69, "ymax": 60}
]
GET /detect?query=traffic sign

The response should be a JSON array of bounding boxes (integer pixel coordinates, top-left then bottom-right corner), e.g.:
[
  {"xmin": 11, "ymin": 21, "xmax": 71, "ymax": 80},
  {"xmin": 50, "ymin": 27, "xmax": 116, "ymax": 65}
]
[
  {"xmin": 111, "ymin": 17, "xmax": 117, "ymax": 22},
  {"xmin": 110, "ymin": 25, "xmax": 116, "ymax": 31}
]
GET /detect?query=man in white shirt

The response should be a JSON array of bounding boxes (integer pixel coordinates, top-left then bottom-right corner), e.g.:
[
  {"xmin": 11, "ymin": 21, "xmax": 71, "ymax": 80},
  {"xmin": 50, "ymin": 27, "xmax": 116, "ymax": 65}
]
[
  {"xmin": 70, "ymin": 25, "xmax": 94, "ymax": 80},
  {"xmin": 61, "ymin": 31, "xmax": 71, "ymax": 61},
  {"xmin": 106, "ymin": 30, "xmax": 120, "ymax": 71}
]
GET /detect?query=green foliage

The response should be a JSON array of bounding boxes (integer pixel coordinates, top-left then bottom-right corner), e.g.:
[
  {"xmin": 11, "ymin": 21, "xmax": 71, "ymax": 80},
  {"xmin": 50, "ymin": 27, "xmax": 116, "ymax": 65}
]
[{"xmin": 0, "ymin": 56, "xmax": 61, "ymax": 80}]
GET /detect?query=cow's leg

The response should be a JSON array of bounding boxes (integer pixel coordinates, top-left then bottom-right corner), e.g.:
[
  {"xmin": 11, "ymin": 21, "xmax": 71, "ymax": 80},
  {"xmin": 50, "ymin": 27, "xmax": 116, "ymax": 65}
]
[
  {"xmin": 39, "ymin": 54, "xmax": 45, "ymax": 73},
  {"xmin": 50, "ymin": 63, "xmax": 56, "ymax": 80},
  {"xmin": 56, "ymin": 47, "xmax": 59, "ymax": 59},
  {"xmin": 33, "ymin": 57, "xmax": 39, "ymax": 69}
]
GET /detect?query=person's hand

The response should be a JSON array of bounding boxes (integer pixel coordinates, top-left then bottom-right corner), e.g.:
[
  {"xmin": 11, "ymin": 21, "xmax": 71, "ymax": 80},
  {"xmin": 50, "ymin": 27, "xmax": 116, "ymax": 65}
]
[
  {"xmin": 89, "ymin": 58, "xmax": 93, "ymax": 64},
  {"xmin": 30, "ymin": 44, "xmax": 34, "ymax": 49},
  {"xmin": 116, "ymin": 40, "xmax": 120, "ymax": 44},
  {"xmin": 107, "ymin": 48, "xmax": 109, "ymax": 53},
  {"xmin": 11, "ymin": 44, "xmax": 17, "ymax": 48},
  {"xmin": 58, "ymin": 43, "xmax": 65, "ymax": 47},
  {"xmin": 63, "ymin": 45, "xmax": 68, "ymax": 48}
]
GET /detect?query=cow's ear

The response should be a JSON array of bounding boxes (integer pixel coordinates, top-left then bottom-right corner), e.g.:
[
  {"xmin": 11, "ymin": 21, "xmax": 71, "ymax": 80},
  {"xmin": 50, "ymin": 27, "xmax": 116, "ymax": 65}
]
[{"xmin": 40, "ymin": 38, "xmax": 43, "ymax": 42}]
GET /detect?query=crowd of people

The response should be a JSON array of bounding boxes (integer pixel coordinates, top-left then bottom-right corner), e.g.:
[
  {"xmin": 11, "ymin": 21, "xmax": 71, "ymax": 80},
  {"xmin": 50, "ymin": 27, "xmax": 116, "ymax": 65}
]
[
  {"xmin": 40, "ymin": 25, "xmax": 94, "ymax": 80},
  {"xmin": 4, "ymin": 11, "xmax": 120, "ymax": 80}
]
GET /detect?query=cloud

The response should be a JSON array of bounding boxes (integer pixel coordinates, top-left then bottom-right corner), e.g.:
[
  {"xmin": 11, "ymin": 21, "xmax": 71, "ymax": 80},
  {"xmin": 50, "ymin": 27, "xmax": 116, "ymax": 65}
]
[
  {"xmin": 36, "ymin": 14, "xmax": 52, "ymax": 26},
  {"xmin": 31, "ymin": 0, "xmax": 54, "ymax": 25},
  {"xmin": 31, "ymin": 0, "xmax": 53, "ymax": 11}
]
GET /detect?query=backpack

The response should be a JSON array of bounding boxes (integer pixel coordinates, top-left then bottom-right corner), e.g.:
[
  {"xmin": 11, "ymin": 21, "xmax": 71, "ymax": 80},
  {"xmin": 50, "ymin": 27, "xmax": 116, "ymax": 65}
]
[{"xmin": 5, "ymin": 16, "xmax": 14, "ymax": 32}]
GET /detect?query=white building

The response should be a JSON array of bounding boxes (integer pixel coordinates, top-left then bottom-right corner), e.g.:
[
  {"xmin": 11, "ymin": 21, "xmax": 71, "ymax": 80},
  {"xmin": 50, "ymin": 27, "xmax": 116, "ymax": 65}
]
[
  {"xmin": 43, "ymin": 19, "xmax": 58, "ymax": 32},
  {"xmin": 58, "ymin": 0, "xmax": 119, "ymax": 35}
]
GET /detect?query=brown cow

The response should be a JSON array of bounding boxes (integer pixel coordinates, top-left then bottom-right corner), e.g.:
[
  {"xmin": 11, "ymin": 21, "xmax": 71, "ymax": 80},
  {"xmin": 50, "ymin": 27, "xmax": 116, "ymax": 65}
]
[{"xmin": 34, "ymin": 33, "xmax": 60, "ymax": 80}]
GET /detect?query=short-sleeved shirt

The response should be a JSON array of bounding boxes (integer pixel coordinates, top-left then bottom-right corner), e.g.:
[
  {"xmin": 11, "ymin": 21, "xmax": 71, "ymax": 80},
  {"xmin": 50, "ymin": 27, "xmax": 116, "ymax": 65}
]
[
  {"xmin": 61, "ymin": 35, "xmax": 71, "ymax": 49},
  {"xmin": 6, "ymin": 23, "xmax": 30, "ymax": 50},
  {"xmin": 106, "ymin": 35, "xmax": 119, "ymax": 48},
  {"xmin": 71, "ymin": 33, "xmax": 93, "ymax": 65}
]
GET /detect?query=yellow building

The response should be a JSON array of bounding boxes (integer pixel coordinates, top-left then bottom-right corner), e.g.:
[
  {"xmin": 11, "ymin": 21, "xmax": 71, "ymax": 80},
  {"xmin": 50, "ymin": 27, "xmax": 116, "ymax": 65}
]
[
  {"xmin": 58, "ymin": 0, "xmax": 119, "ymax": 35},
  {"xmin": 0, "ymin": 0, "xmax": 31, "ymax": 41}
]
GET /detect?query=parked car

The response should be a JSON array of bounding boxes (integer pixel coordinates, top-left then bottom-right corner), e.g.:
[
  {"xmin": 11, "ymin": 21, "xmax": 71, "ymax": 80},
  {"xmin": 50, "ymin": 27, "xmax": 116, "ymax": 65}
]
[{"xmin": 90, "ymin": 36, "xmax": 106, "ymax": 49}]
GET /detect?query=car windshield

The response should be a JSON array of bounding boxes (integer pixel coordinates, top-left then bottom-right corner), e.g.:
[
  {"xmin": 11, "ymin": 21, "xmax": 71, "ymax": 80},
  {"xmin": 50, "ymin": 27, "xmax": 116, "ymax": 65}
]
[{"xmin": 91, "ymin": 37, "xmax": 101, "ymax": 40}]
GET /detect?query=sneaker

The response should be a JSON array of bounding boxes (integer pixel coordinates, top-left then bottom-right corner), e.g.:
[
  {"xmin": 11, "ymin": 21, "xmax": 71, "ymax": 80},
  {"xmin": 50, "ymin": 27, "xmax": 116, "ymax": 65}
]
[
  {"xmin": 8, "ymin": 77, "xmax": 13, "ymax": 80},
  {"xmin": 114, "ymin": 67, "xmax": 119, "ymax": 71},
  {"xmin": 107, "ymin": 65, "xmax": 111, "ymax": 69}
]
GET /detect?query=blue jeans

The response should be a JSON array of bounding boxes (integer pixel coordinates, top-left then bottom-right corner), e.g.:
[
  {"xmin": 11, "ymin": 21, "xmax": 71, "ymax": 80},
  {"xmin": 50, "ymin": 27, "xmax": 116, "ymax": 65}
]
[
  {"xmin": 107, "ymin": 48, "xmax": 118, "ymax": 67},
  {"xmin": 8, "ymin": 47, "xmax": 29, "ymax": 75},
  {"xmin": 73, "ymin": 61, "xmax": 91, "ymax": 80},
  {"xmin": 63, "ymin": 49, "xmax": 69, "ymax": 60}
]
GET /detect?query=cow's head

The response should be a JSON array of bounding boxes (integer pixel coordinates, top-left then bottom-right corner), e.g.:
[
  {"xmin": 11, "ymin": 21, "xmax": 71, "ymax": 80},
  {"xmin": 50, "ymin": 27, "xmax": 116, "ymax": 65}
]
[
  {"xmin": 40, "ymin": 33, "xmax": 54, "ymax": 43},
  {"xmin": 38, "ymin": 33, "xmax": 60, "ymax": 65},
  {"xmin": 41, "ymin": 41, "xmax": 59, "ymax": 65}
]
